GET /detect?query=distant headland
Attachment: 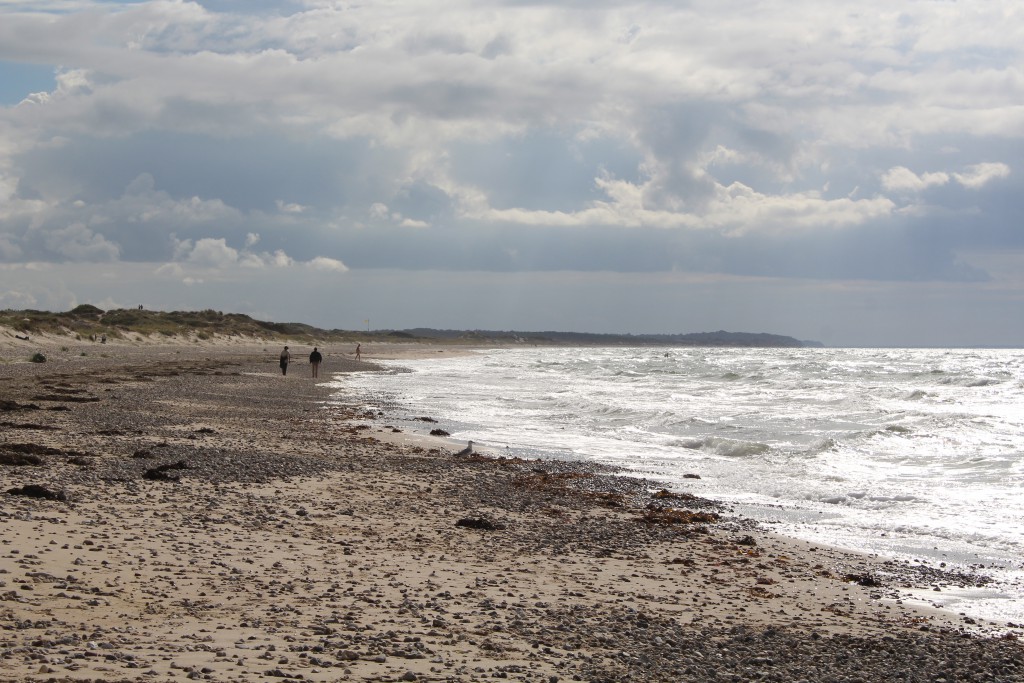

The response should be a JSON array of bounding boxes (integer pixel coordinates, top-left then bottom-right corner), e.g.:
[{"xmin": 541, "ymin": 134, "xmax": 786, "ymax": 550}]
[{"xmin": 0, "ymin": 306, "xmax": 823, "ymax": 348}]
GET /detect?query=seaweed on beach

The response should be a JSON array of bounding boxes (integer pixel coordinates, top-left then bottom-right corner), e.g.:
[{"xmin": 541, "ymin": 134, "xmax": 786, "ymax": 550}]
[
  {"xmin": 6, "ymin": 484, "xmax": 67, "ymax": 501},
  {"xmin": 640, "ymin": 508, "xmax": 720, "ymax": 526},
  {"xmin": 512, "ymin": 470, "xmax": 629, "ymax": 508},
  {"xmin": 143, "ymin": 460, "xmax": 190, "ymax": 481}
]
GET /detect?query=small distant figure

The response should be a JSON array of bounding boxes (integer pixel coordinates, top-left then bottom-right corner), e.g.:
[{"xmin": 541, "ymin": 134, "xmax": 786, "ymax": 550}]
[
  {"xmin": 454, "ymin": 440, "xmax": 475, "ymax": 457},
  {"xmin": 355, "ymin": 343, "xmax": 362, "ymax": 361},
  {"xmin": 279, "ymin": 345, "xmax": 291, "ymax": 375},
  {"xmin": 138, "ymin": 304, "xmax": 143, "ymax": 310},
  {"xmin": 100, "ymin": 334, "xmax": 106, "ymax": 344},
  {"xmin": 309, "ymin": 347, "xmax": 323, "ymax": 378}
]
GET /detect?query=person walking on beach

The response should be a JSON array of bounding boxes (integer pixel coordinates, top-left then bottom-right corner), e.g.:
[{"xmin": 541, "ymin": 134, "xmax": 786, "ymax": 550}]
[
  {"xmin": 279, "ymin": 346, "xmax": 291, "ymax": 375},
  {"xmin": 355, "ymin": 343, "xmax": 361, "ymax": 361},
  {"xmin": 309, "ymin": 347, "xmax": 323, "ymax": 378}
]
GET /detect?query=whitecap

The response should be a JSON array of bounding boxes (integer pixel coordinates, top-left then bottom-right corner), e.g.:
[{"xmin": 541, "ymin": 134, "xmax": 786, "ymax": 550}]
[
  {"xmin": 811, "ymin": 438, "xmax": 838, "ymax": 453},
  {"xmin": 703, "ymin": 437, "xmax": 771, "ymax": 458}
]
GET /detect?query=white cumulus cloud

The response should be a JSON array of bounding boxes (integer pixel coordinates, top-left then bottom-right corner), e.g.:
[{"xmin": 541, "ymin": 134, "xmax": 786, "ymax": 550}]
[
  {"xmin": 954, "ymin": 162, "xmax": 1011, "ymax": 189},
  {"xmin": 306, "ymin": 256, "xmax": 349, "ymax": 272},
  {"xmin": 186, "ymin": 238, "xmax": 239, "ymax": 268},
  {"xmin": 881, "ymin": 167, "xmax": 951, "ymax": 193}
]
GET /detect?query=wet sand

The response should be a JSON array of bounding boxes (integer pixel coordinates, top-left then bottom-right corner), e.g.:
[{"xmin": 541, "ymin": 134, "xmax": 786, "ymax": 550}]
[{"xmin": 1, "ymin": 339, "xmax": 1023, "ymax": 682}]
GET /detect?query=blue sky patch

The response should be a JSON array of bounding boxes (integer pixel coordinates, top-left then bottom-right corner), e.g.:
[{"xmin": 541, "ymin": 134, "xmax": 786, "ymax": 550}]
[{"xmin": 0, "ymin": 62, "xmax": 54, "ymax": 106}]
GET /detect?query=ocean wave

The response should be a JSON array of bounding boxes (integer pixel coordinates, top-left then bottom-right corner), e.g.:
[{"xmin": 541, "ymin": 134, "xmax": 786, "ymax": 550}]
[
  {"xmin": 672, "ymin": 436, "xmax": 771, "ymax": 458},
  {"xmin": 884, "ymin": 424, "xmax": 912, "ymax": 434},
  {"xmin": 937, "ymin": 376, "xmax": 1002, "ymax": 387},
  {"xmin": 819, "ymin": 491, "xmax": 917, "ymax": 506},
  {"xmin": 810, "ymin": 438, "xmax": 838, "ymax": 453}
]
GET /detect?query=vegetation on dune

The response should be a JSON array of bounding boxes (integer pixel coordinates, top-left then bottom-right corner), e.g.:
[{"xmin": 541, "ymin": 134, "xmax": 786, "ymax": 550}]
[
  {"xmin": 0, "ymin": 307, "xmax": 370, "ymax": 343},
  {"xmin": 0, "ymin": 307, "xmax": 820, "ymax": 347}
]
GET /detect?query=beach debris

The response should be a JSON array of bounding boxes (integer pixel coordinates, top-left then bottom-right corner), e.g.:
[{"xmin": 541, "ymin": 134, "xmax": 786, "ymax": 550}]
[
  {"xmin": 735, "ymin": 535, "xmax": 758, "ymax": 546},
  {"xmin": 0, "ymin": 442, "xmax": 73, "ymax": 466},
  {"xmin": 640, "ymin": 508, "xmax": 719, "ymax": 525},
  {"xmin": 651, "ymin": 488, "xmax": 700, "ymax": 501},
  {"xmin": 0, "ymin": 420, "xmax": 56, "ymax": 430},
  {"xmin": 143, "ymin": 460, "xmax": 190, "ymax": 482},
  {"xmin": 456, "ymin": 516, "xmax": 506, "ymax": 531},
  {"xmin": 430, "ymin": 428, "xmax": 450, "ymax": 436},
  {"xmin": 30, "ymin": 393, "xmax": 99, "ymax": 403},
  {"xmin": 0, "ymin": 399, "xmax": 41, "ymax": 411},
  {"xmin": 30, "ymin": 352, "xmax": 46, "ymax": 363},
  {"xmin": 415, "ymin": 416, "xmax": 438, "ymax": 423},
  {"xmin": 6, "ymin": 484, "xmax": 67, "ymax": 501},
  {"xmin": 0, "ymin": 452, "xmax": 44, "ymax": 466},
  {"xmin": 5, "ymin": 443, "xmax": 68, "ymax": 455},
  {"xmin": 844, "ymin": 572, "xmax": 883, "ymax": 587}
]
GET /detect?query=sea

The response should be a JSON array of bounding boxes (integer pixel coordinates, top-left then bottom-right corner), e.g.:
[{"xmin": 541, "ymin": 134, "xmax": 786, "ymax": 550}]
[{"xmin": 331, "ymin": 346, "xmax": 1024, "ymax": 625}]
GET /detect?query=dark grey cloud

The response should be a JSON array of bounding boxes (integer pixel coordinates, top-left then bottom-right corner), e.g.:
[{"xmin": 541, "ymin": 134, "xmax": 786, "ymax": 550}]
[{"xmin": 17, "ymin": 130, "xmax": 385, "ymax": 212}]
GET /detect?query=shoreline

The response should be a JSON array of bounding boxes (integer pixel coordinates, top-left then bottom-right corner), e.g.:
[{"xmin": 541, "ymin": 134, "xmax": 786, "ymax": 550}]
[
  {"xmin": 343, "ymin": 346, "xmax": 1024, "ymax": 627},
  {"xmin": 1, "ymin": 344, "xmax": 1023, "ymax": 681}
]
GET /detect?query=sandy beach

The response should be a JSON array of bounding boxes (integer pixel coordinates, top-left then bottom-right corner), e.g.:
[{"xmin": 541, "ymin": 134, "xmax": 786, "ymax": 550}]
[{"xmin": 2, "ymin": 335, "xmax": 1023, "ymax": 682}]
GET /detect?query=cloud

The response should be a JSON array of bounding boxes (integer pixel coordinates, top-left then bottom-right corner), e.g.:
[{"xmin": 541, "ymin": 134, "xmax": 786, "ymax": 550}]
[
  {"xmin": 0, "ymin": 233, "xmax": 22, "ymax": 260},
  {"xmin": 0, "ymin": 288, "xmax": 38, "ymax": 309},
  {"xmin": 43, "ymin": 222, "xmax": 120, "ymax": 261},
  {"xmin": 953, "ymin": 162, "xmax": 1011, "ymax": 189},
  {"xmin": 465, "ymin": 172, "xmax": 895, "ymax": 235},
  {"xmin": 881, "ymin": 167, "xmax": 951, "ymax": 193},
  {"xmin": 369, "ymin": 203, "xmax": 390, "ymax": 220},
  {"xmin": 176, "ymin": 236, "xmax": 322, "ymax": 271},
  {"xmin": 185, "ymin": 237, "xmax": 239, "ymax": 268},
  {"xmin": 882, "ymin": 163, "xmax": 1011, "ymax": 193},
  {"xmin": 154, "ymin": 262, "xmax": 184, "ymax": 278},
  {"xmin": 306, "ymin": 256, "xmax": 348, "ymax": 272},
  {"xmin": 276, "ymin": 199, "xmax": 306, "ymax": 214}
]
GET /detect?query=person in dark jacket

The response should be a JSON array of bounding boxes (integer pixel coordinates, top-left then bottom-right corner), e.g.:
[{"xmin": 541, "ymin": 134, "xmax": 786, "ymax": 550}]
[
  {"xmin": 279, "ymin": 346, "xmax": 291, "ymax": 375},
  {"xmin": 309, "ymin": 347, "xmax": 323, "ymax": 378}
]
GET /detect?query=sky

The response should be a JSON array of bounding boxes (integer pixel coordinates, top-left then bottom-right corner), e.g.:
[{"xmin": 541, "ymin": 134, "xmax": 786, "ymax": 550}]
[{"xmin": 0, "ymin": 0, "xmax": 1022, "ymax": 347}]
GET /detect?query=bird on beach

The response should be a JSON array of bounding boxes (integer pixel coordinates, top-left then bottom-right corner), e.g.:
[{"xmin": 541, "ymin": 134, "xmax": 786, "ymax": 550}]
[{"xmin": 453, "ymin": 440, "xmax": 474, "ymax": 457}]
